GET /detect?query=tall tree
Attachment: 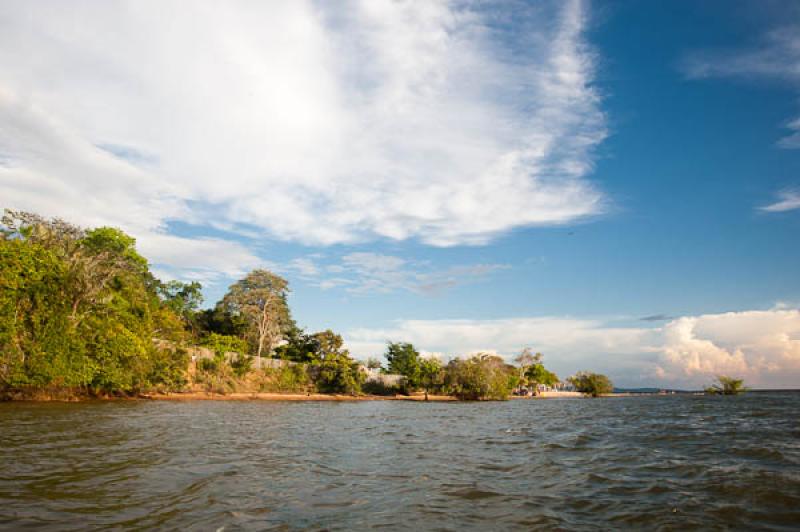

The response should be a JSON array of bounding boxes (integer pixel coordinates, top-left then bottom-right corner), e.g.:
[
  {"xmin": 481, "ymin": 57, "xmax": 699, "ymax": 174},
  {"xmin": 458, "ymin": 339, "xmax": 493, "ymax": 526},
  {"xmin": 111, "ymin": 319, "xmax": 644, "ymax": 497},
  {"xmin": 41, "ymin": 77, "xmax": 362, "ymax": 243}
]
[
  {"xmin": 384, "ymin": 342, "xmax": 421, "ymax": 389},
  {"xmin": 513, "ymin": 347, "xmax": 542, "ymax": 384},
  {"xmin": 218, "ymin": 269, "xmax": 291, "ymax": 364},
  {"xmin": 158, "ymin": 280, "xmax": 203, "ymax": 333}
]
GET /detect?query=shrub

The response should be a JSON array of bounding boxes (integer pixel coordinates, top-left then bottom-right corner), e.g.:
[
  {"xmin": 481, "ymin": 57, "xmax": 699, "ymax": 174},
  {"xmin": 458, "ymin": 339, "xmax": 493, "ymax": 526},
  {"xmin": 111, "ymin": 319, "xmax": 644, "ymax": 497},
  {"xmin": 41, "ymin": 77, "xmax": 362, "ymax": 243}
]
[
  {"xmin": 445, "ymin": 354, "xmax": 518, "ymax": 400},
  {"xmin": 568, "ymin": 371, "xmax": 613, "ymax": 397}
]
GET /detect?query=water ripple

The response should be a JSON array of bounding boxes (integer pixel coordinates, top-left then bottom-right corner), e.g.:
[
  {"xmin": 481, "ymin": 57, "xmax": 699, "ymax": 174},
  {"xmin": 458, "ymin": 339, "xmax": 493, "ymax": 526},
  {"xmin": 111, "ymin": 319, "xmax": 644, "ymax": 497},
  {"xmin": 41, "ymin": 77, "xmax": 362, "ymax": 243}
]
[{"xmin": 1, "ymin": 394, "xmax": 800, "ymax": 530}]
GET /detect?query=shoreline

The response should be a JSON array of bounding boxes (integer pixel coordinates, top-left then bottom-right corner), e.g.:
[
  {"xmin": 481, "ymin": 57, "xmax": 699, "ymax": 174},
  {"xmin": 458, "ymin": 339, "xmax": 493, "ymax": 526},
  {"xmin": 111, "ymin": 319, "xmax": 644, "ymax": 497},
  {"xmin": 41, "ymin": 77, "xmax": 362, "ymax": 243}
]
[{"xmin": 143, "ymin": 391, "xmax": 460, "ymax": 402}]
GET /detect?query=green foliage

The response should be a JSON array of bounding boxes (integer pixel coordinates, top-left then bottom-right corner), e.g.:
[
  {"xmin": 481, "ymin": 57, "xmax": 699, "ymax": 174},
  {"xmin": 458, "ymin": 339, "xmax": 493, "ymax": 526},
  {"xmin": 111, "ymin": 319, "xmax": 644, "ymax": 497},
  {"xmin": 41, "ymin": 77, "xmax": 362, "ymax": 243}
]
[
  {"xmin": 569, "ymin": 371, "xmax": 614, "ymax": 397},
  {"xmin": 525, "ymin": 362, "xmax": 559, "ymax": 388},
  {"xmin": 158, "ymin": 280, "xmax": 203, "ymax": 330},
  {"xmin": 218, "ymin": 269, "xmax": 293, "ymax": 358},
  {"xmin": 445, "ymin": 354, "xmax": 518, "ymax": 400},
  {"xmin": 0, "ymin": 210, "xmax": 190, "ymax": 395},
  {"xmin": 419, "ymin": 357, "xmax": 444, "ymax": 398},
  {"xmin": 274, "ymin": 325, "xmax": 320, "ymax": 363},
  {"xmin": 262, "ymin": 364, "xmax": 311, "ymax": 392},
  {"xmin": 230, "ymin": 354, "xmax": 254, "ymax": 377},
  {"xmin": 312, "ymin": 330, "xmax": 364, "ymax": 394},
  {"xmin": 201, "ymin": 332, "xmax": 248, "ymax": 357},
  {"xmin": 316, "ymin": 355, "xmax": 365, "ymax": 394},
  {"xmin": 705, "ymin": 375, "xmax": 746, "ymax": 395},
  {"xmin": 385, "ymin": 342, "xmax": 421, "ymax": 388},
  {"xmin": 80, "ymin": 227, "xmax": 148, "ymax": 273}
]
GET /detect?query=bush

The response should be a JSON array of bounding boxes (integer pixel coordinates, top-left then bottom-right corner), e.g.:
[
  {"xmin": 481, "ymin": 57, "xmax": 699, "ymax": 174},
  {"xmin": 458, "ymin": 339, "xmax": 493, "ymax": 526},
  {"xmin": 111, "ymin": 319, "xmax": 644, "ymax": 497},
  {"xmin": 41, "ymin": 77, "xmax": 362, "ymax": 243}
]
[
  {"xmin": 568, "ymin": 371, "xmax": 613, "ymax": 397},
  {"xmin": 315, "ymin": 355, "xmax": 365, "ymax": 394},
  {"xmin": 445, "ymin": 354, "xmax": 518, "ymax": 400},
  {"xmin": 705, "ymin": 375, "xmax": 746, "ymax": 395},
  {"xmin": 230, "ymin": 354, "xmax": 253, "ymax": 377},
  {"xmin": 261, "ymin": 364, "xmax": 311, "ymax": 392}
]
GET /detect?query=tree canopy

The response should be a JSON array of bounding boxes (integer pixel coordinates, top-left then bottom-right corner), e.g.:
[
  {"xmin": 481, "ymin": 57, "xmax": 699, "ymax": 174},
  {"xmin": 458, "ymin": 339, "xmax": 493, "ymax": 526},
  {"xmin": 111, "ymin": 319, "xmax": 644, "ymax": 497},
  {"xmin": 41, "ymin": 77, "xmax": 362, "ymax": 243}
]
[
  {"xmin": 568, "ymin": 371, "xmax": 613, "ymax": 397},
  {"xmin": 218, "ymin": 269, "xmax": 292, "ymax": 360},
  {"xmin": 385, "ymin": 342, "xmax": 421, "ymax": 388},
  {"xmin": 444, "ymin": 354, "xmax": 518, "ymax": 400}
]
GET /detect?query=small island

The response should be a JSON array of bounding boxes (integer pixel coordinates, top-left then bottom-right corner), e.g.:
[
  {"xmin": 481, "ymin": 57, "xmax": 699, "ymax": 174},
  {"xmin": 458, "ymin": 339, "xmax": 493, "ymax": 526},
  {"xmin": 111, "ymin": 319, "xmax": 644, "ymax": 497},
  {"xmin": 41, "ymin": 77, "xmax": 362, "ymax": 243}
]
[{"xmin": 1, "ymin": 209, "xmax": 617, "ymax": 402}]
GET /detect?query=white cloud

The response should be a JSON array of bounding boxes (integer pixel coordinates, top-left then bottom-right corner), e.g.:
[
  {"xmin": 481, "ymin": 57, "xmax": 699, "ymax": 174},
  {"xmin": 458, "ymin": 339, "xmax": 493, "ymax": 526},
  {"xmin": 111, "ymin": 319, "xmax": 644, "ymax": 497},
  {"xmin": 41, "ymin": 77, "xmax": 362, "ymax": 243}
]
[
  {"xmin": 0, "ymin": 0, "xmax": 606, "ymax": 256},
  {"xmin": 136, "ymin": 233, "xmax": 267, "ymax": 285},
  {"xmin": 345, "ymin": 316, "xmax": 655, "ymax": 383},
  {"xmin": 760, "ymin": 189, "xmax": 800, "ymax": 212},
  {"xmin": 654, "ymin": 310, "xmax": 800, "ymax": 388},
  {"xmin": 345, "ymin": 308, "xmax": 800, "ymax": 388},
  {"xmin": 291, "ymin": 252, "xmax": 507, "ymax": 294}
]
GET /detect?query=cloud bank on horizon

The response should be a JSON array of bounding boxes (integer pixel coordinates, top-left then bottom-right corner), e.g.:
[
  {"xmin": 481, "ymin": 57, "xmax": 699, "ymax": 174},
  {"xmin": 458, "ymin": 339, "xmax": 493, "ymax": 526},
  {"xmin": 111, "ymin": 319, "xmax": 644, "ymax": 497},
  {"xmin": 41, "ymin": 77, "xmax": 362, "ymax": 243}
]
[
  {"xmin": 346, "ymin": 307, "xmax": 800, "ymax": 389},
  {"xmin": 0, "ymin": 0, "xmax": 605, "ymax": 264}
]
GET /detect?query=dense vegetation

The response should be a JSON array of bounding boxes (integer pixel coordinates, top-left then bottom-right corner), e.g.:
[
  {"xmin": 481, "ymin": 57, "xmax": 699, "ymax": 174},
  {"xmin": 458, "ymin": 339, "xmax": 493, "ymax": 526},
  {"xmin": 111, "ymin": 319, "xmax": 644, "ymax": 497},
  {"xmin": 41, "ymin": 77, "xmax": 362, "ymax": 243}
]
[
  {"xmin": 0, "ymin": 210, "xmax": 189, "ymax": 396},
  {"xmin": 1, "ymin": 209, "xmax": 613, "ymax": 401},
  {"xmin": 568, "ymin": 371, "xmax": 614, "ymax": 397},
  {"xmin": 0, "ymin": 210, "xmax": 364, "ymax": 397}
]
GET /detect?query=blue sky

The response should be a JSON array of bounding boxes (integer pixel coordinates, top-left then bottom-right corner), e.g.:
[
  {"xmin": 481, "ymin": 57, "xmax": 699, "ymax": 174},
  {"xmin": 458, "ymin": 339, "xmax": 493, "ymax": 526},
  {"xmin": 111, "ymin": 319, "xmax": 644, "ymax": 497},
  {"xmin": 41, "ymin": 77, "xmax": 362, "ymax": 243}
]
[{"xmin": 1, "ymin": 0, "xmax": 799, "ymax": 387}]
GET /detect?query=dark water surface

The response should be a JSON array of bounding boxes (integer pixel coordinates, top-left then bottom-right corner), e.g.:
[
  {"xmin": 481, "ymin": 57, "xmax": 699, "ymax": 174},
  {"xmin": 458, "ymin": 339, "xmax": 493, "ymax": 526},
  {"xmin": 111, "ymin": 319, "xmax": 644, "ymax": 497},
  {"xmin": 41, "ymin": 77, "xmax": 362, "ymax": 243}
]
[{"xmin": 2, "ymin": 394, "xmax": 800, "ymax": 531}]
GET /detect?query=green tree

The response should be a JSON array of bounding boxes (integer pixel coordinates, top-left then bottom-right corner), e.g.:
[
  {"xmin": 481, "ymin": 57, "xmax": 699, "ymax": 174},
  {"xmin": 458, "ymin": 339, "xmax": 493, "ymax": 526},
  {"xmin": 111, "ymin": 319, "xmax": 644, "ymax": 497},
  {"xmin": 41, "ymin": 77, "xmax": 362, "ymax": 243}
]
[
  {"xmin": 524, "ymin": 354, "xmax": 559, "ymax": 393},
  {"xmin": 159, "ymin": 280, "xmax": 203, "ymax": 332},
  {"xmin": 419, "ymin": 356, "xmax": 443, "ymax": 401},
  {"xmin": 705, "ymin": 375, "xmax": 746, "ymax": 395},
  {"xmin": 218, "ymin": 269, "xmax": 292, "ymax": 363},
  {"xmin": 385, "ymin": 342, "xmax": 421, "ymax": 389},
  {"xmin": 514, "ymin": 347, "xmax": 541, "ymax": 384},
  {"xmin": 445, "ymin": 353, "xmax": 518, "ymax": 400},
  {"xmin": 1, "ymin": 209, "xmax": 189, "ymax": 396},
  {"xmin": 312, "ymin": 330, "xmax": 364, "ymax": 394},
  {"xmin": 568, "ymin": 371, "xmax": 613, "ymax": 397},
  {"xmin": 273, "ymin": 324, "xmax": 320, "ymax": 363}
]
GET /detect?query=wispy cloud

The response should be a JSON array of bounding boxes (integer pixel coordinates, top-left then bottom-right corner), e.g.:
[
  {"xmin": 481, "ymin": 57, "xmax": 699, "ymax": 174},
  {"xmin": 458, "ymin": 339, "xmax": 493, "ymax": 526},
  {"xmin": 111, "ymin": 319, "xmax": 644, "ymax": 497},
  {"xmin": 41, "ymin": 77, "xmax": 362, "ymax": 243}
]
[
  {"xmin": 345, "ymin": 308, "xmax": 800, "ymax": 388},
  {"xmin": 683, "ymin": 23, "xmax": 800, "ymax": 149},
  {"xmin": 760, "ymin": 189, "xmax": 800, "ymax": 212},
  {"xmin": 0, "ymin": 0, "xmax": 607, "ymax": 273},
  {"xmin": 287, "ymin": 252, "xmax": 508, "ymax": 295}
]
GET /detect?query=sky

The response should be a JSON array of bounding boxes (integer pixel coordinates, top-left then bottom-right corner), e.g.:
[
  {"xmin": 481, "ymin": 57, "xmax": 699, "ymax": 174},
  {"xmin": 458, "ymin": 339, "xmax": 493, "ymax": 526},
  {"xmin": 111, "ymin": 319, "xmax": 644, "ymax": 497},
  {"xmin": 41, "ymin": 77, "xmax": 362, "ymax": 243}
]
[{"xmin": 1, "ymin": 0, "xmax": 799, "ymax": 389}]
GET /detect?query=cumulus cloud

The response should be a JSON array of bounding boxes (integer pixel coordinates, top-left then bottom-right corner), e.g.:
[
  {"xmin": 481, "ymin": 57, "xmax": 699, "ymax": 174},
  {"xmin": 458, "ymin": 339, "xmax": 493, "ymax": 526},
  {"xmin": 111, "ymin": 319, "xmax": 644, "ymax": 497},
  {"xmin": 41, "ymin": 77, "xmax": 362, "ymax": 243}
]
[
  {"xmin": 654, "ymin": 310, "xmax": 800, "ymax": 388},
  {"xmin": 345, "ymin": 309, "xmax": 800, "ymax": 388},
  {"xmin": 0, "ymin": 0, "xmax": 606, "ymax": 259}
]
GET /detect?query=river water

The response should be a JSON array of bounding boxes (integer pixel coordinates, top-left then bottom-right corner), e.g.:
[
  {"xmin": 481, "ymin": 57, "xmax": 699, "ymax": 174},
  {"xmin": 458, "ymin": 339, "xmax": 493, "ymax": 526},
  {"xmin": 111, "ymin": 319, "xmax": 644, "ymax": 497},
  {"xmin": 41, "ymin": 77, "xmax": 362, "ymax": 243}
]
[{"xmin": 1, "ymin": 393, "xmax": 799, "ymax": 530}]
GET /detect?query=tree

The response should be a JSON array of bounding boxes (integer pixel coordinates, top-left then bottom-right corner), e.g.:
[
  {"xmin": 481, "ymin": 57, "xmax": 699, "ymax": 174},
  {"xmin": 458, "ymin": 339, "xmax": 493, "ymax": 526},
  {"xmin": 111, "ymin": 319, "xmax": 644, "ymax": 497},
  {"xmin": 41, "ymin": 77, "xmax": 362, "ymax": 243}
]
[
  {"xmin": 444, "ymin": 353, "xmax": 518, "ymax": 400},
  {"xmin": 514, "ymin": 347, "xmax": 541, "ymax": 383},
  {"xmin": 273, "ymin": 324, "xmax": 320, "ymax": 363},
  {"xmin": 419, "ymin": 356, "xmax": 443, "ymax": 401},
  {"xmin": 385, "ymin": 342, "xmax": 421, "ymax": 389},
  {"xmin": 568, "ymin": 371, "xmax": 613, "ymax": 397},
  {"xmin": 524, "ymin": 353, "xmax": 559, "ymax": 393},
  {"xmin": 218, "ymin": 269, "xmax": 291, "ymax": 364},
  {"xmin": 312, "ymin": 330, "xmax": 364, "ymax": 394},
  {"xmin": 705, "ymin": 375, "xmax": 746, "ymax": 395},
  {"xmin": 365, "ymin": 357, "xmax": 383, "ymax": 370},
  {"xmin": 0, "ymin": 209, "xmax": 189, "ymax": 396},
  {"xmin": 158, "ymin": 280, "xmax": 203, "ymax": 334}
]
